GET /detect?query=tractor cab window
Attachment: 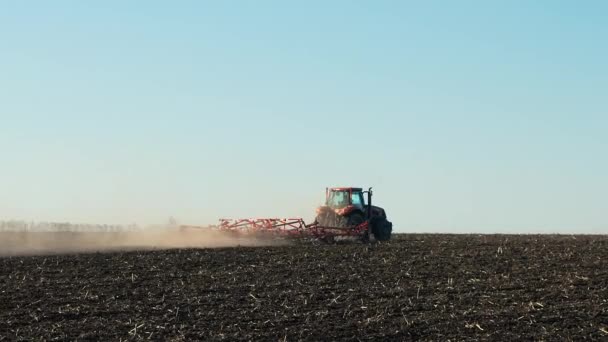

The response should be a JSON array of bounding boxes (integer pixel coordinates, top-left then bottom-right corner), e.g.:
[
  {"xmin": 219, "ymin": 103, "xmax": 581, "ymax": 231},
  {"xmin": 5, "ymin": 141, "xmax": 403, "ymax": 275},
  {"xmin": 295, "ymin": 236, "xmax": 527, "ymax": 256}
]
[
  {"xmin": 327, "ymin": 191, "xmax": 349, "ymax": 209},
  {"xmin": 351, "ymin": 192, "xmax": 364, "ymax": 209}
]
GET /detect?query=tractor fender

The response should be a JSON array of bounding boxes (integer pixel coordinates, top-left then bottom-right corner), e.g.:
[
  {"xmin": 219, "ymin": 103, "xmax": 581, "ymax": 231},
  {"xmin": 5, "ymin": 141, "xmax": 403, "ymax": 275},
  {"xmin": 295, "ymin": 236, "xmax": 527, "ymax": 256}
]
[{"xmin": 334, "ymin": 205, "xmax": 358, "ymax": 217}]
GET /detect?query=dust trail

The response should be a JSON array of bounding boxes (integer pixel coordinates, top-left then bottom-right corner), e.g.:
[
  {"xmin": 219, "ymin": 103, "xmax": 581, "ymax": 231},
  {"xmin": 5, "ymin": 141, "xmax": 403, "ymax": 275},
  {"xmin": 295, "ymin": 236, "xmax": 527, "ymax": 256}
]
[{"xmin": 0, "ymin": 227, "xmax": 288, "ymax": 256}]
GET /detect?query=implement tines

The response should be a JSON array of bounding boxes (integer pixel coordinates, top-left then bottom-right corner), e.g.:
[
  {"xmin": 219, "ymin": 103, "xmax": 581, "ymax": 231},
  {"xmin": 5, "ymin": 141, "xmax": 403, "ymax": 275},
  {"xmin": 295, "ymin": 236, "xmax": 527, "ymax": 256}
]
[
  {"xmin": 306, "ymin": 221, "xmax": 370, "ymax": 240},
  {"xmin": 212, "ymin": 218, "xmax": 372, "ymax": 241},
  {"xmin": 218, "ymin": 218, "xmax": 307, "ymax": 237}
]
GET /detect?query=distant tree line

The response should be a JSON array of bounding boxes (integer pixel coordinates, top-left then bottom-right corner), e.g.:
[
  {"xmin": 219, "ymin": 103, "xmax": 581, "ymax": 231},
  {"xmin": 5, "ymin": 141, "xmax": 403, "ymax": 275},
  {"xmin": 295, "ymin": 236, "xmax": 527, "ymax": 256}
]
[{"xmin": 0, "ymin": 220, "xmax": 142, "ymax": 232}]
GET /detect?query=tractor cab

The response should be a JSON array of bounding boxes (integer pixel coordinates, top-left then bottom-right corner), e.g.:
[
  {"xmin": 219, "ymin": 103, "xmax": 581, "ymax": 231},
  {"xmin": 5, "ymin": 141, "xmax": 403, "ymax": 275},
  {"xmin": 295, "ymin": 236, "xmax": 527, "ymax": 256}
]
[{"xmin": 325, "ymin": 187, "xmax": 365, "ymax": 211}]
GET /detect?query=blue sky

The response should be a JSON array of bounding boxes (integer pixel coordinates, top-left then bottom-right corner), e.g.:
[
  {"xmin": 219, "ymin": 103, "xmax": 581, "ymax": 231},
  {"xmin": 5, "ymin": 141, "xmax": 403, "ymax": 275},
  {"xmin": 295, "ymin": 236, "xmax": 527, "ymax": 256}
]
[{"xmin": 1, "ymin": 1, "xmax": 606, "ymax": 233}]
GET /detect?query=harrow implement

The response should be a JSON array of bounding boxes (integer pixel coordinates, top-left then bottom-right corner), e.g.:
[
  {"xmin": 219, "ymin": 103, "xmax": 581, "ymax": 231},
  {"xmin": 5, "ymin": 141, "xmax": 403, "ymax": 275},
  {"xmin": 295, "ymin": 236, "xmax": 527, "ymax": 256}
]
[{"xmin": 179, "ymin": 217, "xmax": 373, "ymax": 243}]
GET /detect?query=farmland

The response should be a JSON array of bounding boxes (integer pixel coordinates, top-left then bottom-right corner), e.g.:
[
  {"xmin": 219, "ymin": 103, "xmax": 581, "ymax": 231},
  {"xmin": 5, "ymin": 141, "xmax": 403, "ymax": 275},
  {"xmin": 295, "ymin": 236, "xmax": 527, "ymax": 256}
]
[{"xmin": 1, "ymin": 233, "xmax": 608, "ymax": 341}]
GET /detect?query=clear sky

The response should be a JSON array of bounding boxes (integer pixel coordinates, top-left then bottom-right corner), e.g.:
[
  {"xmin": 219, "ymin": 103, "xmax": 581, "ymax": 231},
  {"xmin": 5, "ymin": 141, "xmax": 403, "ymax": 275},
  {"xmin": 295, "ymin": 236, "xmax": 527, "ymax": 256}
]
[{"xmin": 1, "ymin": 1, "xmax": 606, "ymax": 233}]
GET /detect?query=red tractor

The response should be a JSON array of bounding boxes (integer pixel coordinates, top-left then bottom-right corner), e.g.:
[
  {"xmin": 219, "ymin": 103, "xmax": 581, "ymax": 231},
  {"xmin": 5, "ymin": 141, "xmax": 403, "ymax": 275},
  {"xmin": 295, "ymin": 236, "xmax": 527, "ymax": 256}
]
[{"xmin": 314, "ymin": 187, "xmax": 392, "ymax": 241}]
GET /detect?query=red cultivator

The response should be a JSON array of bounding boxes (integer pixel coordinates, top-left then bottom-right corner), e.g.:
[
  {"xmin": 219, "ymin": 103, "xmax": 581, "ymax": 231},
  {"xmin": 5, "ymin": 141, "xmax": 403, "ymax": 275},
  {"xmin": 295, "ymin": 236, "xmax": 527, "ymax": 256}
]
[
  {"xmin": 180, "ymin": 187, "xmax": 393, "ymax": 243},
  {"xmin": 181, "ymin": 217, "xmax": 373, "ymax": 243}
]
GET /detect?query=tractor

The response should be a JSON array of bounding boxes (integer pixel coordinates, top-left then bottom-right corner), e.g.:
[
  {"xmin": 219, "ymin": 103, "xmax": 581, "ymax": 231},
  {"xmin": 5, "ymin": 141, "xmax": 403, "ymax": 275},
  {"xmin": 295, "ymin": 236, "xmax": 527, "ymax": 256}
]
[
  {"xmin": 179, "ymin": 186, "xmax": 394, "ymax": 244},
  {"xmin": 314, "ymin": 187, "xmax": 392, "ymax": 241}
]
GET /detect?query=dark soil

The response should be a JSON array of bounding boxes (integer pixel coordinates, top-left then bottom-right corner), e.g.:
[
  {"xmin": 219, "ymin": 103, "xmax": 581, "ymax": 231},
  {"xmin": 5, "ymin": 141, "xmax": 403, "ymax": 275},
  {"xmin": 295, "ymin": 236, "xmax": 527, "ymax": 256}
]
[{"xmin": 1, "ymin": 234, "xmax": 608, "ymax": 341}]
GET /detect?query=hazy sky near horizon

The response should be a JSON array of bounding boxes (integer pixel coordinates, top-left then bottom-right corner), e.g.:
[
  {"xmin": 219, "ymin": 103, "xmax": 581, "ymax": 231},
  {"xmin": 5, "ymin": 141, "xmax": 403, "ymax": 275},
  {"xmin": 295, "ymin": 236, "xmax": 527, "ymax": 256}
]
[{"xmin": 1, "ymin": 1, "xmax": 607, "ymax": 233}]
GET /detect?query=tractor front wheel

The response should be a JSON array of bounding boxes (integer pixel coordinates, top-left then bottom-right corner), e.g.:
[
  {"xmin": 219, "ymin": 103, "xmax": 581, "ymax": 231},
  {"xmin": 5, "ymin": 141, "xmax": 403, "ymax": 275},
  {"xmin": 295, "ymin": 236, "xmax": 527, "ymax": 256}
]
[{"xmin": 371, "ymin": 218, "xmax": 393, "ymax": 241}]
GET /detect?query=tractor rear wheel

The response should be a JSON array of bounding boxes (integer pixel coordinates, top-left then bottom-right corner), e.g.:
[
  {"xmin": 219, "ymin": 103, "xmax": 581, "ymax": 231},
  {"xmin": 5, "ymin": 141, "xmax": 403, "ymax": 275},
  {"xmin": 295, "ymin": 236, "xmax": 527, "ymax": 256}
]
[
  {"xmin": 317, "ymin": 211, "xmax": 365, "ymax": 228},
  {"xmin": 315, "ymin": 212, "xmax": 334, "ymax": 227},
  {"xmin": 346, "ymin": 212, "xmax": 364, "ymax": 228}
]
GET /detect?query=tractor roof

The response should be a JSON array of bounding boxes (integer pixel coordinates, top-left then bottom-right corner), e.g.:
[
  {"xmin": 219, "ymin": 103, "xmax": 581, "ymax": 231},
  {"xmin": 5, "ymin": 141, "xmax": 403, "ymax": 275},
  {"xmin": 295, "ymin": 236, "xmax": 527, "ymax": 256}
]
[{"xmin": 329, "ymin": 187, "xmax": 363, "ymax": 192}]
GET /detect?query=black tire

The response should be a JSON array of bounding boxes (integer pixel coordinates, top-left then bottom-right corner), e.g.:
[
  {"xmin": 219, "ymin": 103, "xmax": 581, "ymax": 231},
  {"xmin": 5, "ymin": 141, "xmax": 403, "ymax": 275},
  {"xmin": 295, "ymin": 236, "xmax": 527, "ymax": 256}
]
[
  {"xmin": 315, "ymin": 212, "xmax": 337, "ymax": 227},
  {"xmin": 372, "ymin": 218, "xmax": 392, "ymax": 241},
  {"xmin": 346, "ymin": 212, "xmax": 365, "ymax": 228},
  {"xmin": 317, "ymin": 211, "xmax": 365, "ymax": 229},
  {"xmin": 315, "ymin": 212, "xmax": 328, "ymax": 226}
]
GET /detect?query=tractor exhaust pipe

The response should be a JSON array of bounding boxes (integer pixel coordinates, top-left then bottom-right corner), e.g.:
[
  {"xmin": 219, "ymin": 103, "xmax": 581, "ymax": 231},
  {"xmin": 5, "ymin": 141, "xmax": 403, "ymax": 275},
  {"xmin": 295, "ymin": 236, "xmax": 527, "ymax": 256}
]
[{"xmin": 367, "ymin": 187, "xmax": 373, "ymax": 218}]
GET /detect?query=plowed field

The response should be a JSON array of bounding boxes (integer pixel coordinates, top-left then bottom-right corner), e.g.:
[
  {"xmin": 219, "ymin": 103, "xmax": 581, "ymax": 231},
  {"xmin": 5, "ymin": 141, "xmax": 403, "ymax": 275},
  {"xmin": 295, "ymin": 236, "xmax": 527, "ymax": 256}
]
[{"xmin": 2, "ymin": 234, "xmax": 608, "ymax": 341}]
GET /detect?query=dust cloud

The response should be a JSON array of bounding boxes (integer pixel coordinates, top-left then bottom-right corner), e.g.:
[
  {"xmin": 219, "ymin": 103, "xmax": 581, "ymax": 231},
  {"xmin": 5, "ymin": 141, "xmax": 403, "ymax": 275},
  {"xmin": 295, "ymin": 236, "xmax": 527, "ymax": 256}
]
[{"xmin": 0, "ymin": 227, "xmax": 288, "ymax": 256}]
